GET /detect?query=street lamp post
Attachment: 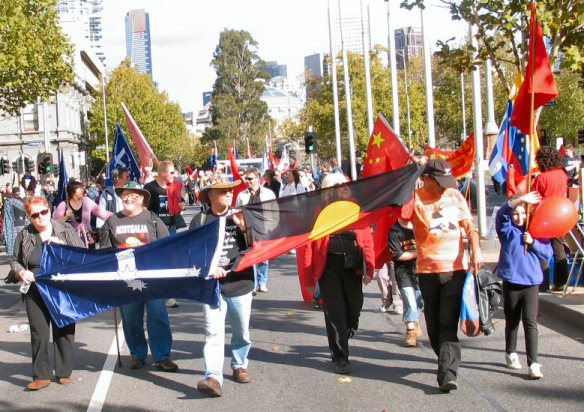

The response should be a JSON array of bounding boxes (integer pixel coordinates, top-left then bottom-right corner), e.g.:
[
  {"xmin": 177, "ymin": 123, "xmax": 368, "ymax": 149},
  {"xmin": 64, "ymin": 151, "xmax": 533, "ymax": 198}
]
[{"xmin": 396, "ymin": 50, "xmax": 412, "ymax": 148}]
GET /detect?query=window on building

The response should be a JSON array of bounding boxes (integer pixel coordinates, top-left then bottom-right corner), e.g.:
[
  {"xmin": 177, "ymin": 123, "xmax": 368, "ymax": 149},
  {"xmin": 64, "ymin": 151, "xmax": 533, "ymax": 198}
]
[{"xmin": 22, "ymin": 107, "xmax": 38, "ymax": 131}]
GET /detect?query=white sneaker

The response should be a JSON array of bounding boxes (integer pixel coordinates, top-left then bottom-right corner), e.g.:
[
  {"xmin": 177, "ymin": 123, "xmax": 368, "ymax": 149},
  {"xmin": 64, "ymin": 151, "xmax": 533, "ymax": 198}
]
[
  {"xmin": 379, "ymin": 305, "xmax": 388, "ymax": 313},
  {"xmin": 388, "ymin": 304, "xmax": 403, "ymax": 315},
  {"xmin": 258, "ymin": 285, "xmax": 268, "ymax": 293},
  {"xmin": 528, "ymin": 363, "xmax": 543, "ymax": 379},
  {"xmin": 505, "ymin": 352, "xmax": 522, "ymax": 370}
]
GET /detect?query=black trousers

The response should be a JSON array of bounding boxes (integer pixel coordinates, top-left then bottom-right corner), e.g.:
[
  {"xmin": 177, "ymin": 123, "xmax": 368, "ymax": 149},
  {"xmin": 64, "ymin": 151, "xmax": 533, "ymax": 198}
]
[
  {"xmin": 542, "ymin": 237, "xmax": 568, "ymax": 290},
  {"xmin": 503, "ymin": 281, "xmax": 539, "ymax": 366},
  {"xmin": 418, "ymin": 270, "xmax": 466, "ymax": 384},
  {"xmin": 24, "ymin": 284, "xmax": 76, "ymax": 380},
  {"xmin": 318, "ymin": 254, "xmax": 364, "ymax": 363}
]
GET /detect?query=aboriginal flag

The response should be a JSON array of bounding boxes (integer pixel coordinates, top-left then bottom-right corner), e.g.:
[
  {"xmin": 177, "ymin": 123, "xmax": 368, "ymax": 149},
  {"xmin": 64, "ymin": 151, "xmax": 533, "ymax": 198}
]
[{"xmin": 234, "ymin": 163, "xmax": 422, "ymax": 271}]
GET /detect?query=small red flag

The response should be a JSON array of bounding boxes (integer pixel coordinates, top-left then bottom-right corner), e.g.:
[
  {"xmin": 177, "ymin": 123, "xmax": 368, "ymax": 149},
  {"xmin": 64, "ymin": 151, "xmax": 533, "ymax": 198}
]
[
  {"xmin": 121, "ymin": 102, "xmax": 158, "ymax": 169},
  {"xmin": 510, "ymin": 2, "xmax": 559, "ymax": 135},
  {"xmin": 445, "ymin": 133, "xmax": 476, "ymax": 178},
  {"xmin": 228, "ymin": 144, "xmax": 248, "ymax": 206}
]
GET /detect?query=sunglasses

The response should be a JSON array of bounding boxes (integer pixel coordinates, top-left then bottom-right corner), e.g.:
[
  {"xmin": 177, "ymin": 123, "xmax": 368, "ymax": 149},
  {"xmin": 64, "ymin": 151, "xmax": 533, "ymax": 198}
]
[
  {"xmin": 30, "ymin": 209, "xmax": 49, "ymax": 219},
  {"xmin": 244, "ymin": 176, "xmax": 256, "ymax": 181}
]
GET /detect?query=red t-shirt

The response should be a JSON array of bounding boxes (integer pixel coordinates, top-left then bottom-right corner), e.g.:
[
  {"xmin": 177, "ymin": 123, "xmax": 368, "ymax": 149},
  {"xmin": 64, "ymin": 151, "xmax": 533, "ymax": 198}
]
[{"xmin": 532, "ymin": 168, "xmax": 568, "ymax": 200}]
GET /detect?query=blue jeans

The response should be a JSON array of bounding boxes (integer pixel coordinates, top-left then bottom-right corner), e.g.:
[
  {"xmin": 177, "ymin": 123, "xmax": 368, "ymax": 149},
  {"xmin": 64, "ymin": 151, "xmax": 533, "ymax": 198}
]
[
  {"xmin": 120, "ymin": 299, "xmax": 173, "ymax": 362},
  {"xmin": 202, "ymin": 292, "xmax": 253, "ymax": 385},
  {"xmin": 253, "ymin": 261, "xmax": 269, "ymax": 288},
  {"xmin": 167, "ymin": 225, "xmax": 177, "ymax": 235},
  {"xmin": 399, "ymin": 286, "xmax": 424, "ymax": 323}
]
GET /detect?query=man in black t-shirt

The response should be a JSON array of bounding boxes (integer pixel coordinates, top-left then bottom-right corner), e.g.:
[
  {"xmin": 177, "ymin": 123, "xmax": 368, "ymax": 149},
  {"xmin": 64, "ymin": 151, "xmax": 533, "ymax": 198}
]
[
  {"xmin": 100, "ymin": 182, "xmax": 178, "ymax": 373},
  {"xmin": 191, "ymin": 180, "xmax": 254, "ymax": 398}
]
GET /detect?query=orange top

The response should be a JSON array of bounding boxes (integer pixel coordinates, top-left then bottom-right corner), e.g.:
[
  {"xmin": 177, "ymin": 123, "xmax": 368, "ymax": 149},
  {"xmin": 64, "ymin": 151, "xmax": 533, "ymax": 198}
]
[{"xmin": 412, "ymin": 187, "xmax": 472, "ymax": 274}]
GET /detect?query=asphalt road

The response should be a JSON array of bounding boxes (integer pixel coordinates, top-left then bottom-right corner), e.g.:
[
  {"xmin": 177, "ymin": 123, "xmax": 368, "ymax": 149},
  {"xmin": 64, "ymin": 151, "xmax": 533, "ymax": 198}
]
[{"xmin": 1, "ymin": 206, "xmax": 583, "ymax": 411}]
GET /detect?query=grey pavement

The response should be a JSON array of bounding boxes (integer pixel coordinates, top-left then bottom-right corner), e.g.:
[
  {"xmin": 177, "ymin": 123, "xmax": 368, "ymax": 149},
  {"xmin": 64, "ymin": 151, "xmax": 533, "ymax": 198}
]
[{"xmin": 0, "ymin": 199, "xmax": 583, "ymax": 411}]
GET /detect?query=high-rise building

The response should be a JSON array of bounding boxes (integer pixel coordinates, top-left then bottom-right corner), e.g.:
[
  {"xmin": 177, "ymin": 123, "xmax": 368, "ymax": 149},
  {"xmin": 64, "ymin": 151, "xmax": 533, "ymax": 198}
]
[
  {"xmin": 331, "ymin": 15, "xmax": 369, "ymax": 56},
  {"xmin": 125, "ymin": 9, "xmax": 153, "ymax": 77},
  {"xmin": 395, "ymin": 27, "xmax": 423, "ymax": 70},
  {"xmin": 304, "ymin": 53, "xmax": 322, "ymax": 79},
  {"xmin": 56, "ymin": 0, "xmax": 105, "ymax": 65},
  {"xmin": 261, "ymin": 61, "xmax": 288, "ymax": 78}
]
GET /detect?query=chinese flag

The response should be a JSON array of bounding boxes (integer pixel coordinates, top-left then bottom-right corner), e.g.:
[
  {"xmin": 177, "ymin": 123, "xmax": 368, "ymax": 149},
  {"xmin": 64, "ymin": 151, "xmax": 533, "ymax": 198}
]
[
  {"xmin": 511, "ymin": 2, "xmax": 558, "ymax": 135},
  {"xmin": 362, "ymin": 114, "xmax": 411, "ymax": 268}
]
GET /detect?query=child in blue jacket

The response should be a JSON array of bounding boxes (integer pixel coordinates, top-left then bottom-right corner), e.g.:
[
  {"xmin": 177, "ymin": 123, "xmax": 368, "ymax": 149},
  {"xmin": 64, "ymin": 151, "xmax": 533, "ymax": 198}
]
[{"xmin": 496, "ymin": 191, "xmax": 553, "ymax": 380}]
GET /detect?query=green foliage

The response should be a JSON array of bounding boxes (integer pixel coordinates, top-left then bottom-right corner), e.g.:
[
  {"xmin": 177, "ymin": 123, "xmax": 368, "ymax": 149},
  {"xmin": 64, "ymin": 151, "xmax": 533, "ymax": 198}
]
[
  {"xmin": 205, "ymin": 29, "xmax": 269, "ymax": 152},
  {"xmin": 540, "ymin": 71, "xmax": 584, "ymax": 146},
  {"xmin": 0, "ymin": 0, "xmax": 74, "ymax": 116},
  {"xmin": 88, "ymin": 61, "xmax": 191, "ymax": 174},
  {"xmin": 401, "ymin": 0, "xmax": 584, "ymax": 93}
]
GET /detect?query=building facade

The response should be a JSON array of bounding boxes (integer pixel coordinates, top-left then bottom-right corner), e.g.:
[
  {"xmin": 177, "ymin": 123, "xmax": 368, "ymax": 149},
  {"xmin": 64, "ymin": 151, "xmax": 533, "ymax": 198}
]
[
  {"xmin": 125, "ymin": 9, "xmax": 153, "ymax": 77},
  {"xmin": 261, "ymin": 61, "xmax": 288, "ymax": 79},
  {"xmin": 395, "ymin": 26, "xmax": 423, "ymax": 70}
]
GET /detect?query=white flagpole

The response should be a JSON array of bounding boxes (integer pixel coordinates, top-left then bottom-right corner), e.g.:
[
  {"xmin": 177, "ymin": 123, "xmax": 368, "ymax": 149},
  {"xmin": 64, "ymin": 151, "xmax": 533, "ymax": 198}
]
[
  {"xmin": 470, "ymin": 23, "xmax": 487, "ymax": 237},
  {"xmin": 421, "ymin": 6, "xmax": 436, "ymax": 147},
  {"xmin": 328, "ymin": 0, "xmax": 342, "ymax": 164},
  {"xmin": 386, "ymin": 0, "xmax": 400, "ymax": 137},
  {"xmin": 338, "ymin": 0, "xmax": 357, "ymax": 180},
  {"xmin": 361, "ymin": 0, "xmax": 374, "ymax": 136}
]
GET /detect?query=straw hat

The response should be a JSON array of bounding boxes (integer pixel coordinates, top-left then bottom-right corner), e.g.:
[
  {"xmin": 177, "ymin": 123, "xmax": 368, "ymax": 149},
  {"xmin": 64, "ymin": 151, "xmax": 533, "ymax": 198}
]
[{"xmin": 199, "ymin": 180, "xmax": 241, "ymax": 204}]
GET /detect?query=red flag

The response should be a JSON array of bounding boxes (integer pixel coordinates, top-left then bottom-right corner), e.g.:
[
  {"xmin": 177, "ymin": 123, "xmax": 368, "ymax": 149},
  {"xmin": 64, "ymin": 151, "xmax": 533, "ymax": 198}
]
[
  {"xmin": 559, "ymin": 144, "xmax": 566, "ymax": 157},
  {"xmin": 362, "ymin": 114, "xmax": 411, "ymax": 268},
  {"xmin": 423, "ymin": 145, "xmax": 454, "ymax": 159},
  {"xmin": 510, "ymin": 2, "xmax": 559, "ymax": 135},
  {"xmin": 121, "ymin": 102, "xmax": 158, "ymax": 169},
  {"xmin": 445, "ymin": 133, "xmax": 476, "ymax": 178},
  {"xmin": 228, "ymin": 144, "xmax": 248, "ymax": 206}
]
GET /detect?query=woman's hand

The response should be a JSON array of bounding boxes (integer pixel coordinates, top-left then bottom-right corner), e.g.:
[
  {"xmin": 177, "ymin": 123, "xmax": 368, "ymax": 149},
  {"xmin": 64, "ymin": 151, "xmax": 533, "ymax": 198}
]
[
  {"xmin": 210, "ymin": 267, "xmax": 228, "ymax": 279},
  {"xmin": 47, "ymin": 236, "xmax": 64, "ymax": 245},
  {"xmin": 19, "ymin": 269, "xmax": 36, "ymax": 284},
  {"xmin": 363, "ymin": 275, "xmax": 372, "ymax": 286},
  {"xmin": 523, "ymin": 232, "xmax": 534, "ymax": 245}
]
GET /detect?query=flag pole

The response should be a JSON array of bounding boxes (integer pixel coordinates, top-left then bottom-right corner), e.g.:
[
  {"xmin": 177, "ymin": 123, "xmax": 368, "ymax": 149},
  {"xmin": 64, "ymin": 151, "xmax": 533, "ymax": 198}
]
[
  {"xmin": 525, "ymin": 1, "xmax": 537, "ymax": 232},
  {"xmin": 113, "ymin": 308, "xmax": 122, "ymax": 367}
]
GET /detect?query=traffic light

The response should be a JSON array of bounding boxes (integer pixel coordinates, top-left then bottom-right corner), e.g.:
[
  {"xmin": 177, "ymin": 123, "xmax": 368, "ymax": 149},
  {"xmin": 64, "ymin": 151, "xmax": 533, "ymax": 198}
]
[
  {"xmin": 578, "ymin": 129, "xmax": 584, "ymax": 145},
  {"xmin": 0, "ymin": 157, "xmax": 9, "ymax": 175},
  {"xmin": 25, "ymin": 158, "xmax": 35, "ymax": 174},
  {"xmin": 37, "ymin": 152, "xmax": 53, "ymax": 175},
  {"xmin": 12, "ymin": 158, "xmax": 23, "ymax": 174},
  {"xmin": 304, "ymin": 131, "xmax": 317, "ymax": 154}
]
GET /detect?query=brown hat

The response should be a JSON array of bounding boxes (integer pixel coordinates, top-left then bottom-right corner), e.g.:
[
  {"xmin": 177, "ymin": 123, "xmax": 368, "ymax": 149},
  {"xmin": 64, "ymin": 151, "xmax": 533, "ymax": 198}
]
[
  {"xmin": 423, "ymin": 159, "xmax": 457, "ymax": 189},
  {"xmin": 199, "ymin": 180, "xmax": 241, "ymax": 205},
  {"xmin": 115, "ymin": 181, "xmax": 151, "ymax": 204}
]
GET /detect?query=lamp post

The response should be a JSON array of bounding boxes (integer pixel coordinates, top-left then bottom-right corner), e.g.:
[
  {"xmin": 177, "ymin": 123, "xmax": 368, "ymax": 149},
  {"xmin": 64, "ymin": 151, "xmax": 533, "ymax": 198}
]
[
  {"xmin": 396, "ymin": 50, "xmax": 412, "ymax": 148},
  {"xmin": 101, "ymin": 74, "xmax": 110, "ymax": 169}
]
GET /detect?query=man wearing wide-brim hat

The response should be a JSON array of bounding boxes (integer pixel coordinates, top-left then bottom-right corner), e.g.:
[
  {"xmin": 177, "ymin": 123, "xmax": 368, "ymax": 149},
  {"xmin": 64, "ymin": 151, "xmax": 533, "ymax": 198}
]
[
  {"xmin": 190, "ymin": 179, "xmax": 256, "ymax": 398},
  {"xmin": 100, "ymin": 181, "xmax": 179, "ymax": 373},
  {"xmin": 410, "ymin": 158, "xmax": 482, "ymax": 392}
]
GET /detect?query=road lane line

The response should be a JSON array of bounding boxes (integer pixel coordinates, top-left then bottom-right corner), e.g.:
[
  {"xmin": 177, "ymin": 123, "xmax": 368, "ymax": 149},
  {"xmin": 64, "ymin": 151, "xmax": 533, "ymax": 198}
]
[{"xmin": 87, "ymin": 331, "xmax": 125, "ymax": 412}]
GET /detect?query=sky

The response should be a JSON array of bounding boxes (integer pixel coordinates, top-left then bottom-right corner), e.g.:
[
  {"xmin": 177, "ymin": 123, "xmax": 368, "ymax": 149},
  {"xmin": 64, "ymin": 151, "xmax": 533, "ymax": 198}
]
[{"xmin": 101, "ymin": 0, "xmax": 468, "ymax": 113}]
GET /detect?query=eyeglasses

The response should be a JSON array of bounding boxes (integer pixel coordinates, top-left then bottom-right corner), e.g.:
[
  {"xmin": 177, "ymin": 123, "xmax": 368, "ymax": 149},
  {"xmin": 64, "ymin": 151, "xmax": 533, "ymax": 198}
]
[
  {"xmin": 30, "ymin": 209, "xmax": 49, "ymax": 219},
  {"xmin": 122, "ymin": 193, "xmax": 142, "ymax": 200},
  {"xmin": 244, "ymin": 176, "xmax": 256, "ymax": 181}
]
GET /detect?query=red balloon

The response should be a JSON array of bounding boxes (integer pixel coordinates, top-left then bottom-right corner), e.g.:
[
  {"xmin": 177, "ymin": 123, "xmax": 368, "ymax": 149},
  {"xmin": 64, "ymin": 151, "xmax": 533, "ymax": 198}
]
[{"xmin": 529, "ymin": 196, "xmax": 578, "ymax": 238}]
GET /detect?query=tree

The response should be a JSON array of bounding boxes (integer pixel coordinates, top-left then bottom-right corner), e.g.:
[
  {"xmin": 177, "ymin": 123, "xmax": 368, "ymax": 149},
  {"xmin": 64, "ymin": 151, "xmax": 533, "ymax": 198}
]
[
  {"xmin": 540, "ymin": 71, "xmax": 584, "ymax": 145},
  {"xmin": 88, "ymin": 61, "xmax": 191, "ymax": 174},
  {"xmin": 401, "ymin": 0, "xmax": 584, "ymax": 94},
  {"xmin": 0, "ymin": 0, "xmax": 74, "ymax": 116},
  {"xmin": 205, "ymin": 29, "xmax": 269, "ymax": 152}
]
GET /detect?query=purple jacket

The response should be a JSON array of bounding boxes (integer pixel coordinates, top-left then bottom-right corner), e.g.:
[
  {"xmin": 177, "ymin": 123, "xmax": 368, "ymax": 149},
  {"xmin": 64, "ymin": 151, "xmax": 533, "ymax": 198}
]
[{"xmin": 54, "ymin": 197, "xmax": 113, "ymax": 247}]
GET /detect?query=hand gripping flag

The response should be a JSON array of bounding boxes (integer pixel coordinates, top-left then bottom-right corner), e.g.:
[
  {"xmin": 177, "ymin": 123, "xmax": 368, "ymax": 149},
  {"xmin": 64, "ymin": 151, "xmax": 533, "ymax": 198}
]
[
  {"xmin": 362, "ymin": 113, "xmax": 411, "ymax": 268},
  {"xmin": 510, "ymin": 2, "xmax": 558, "ymax": 135},
  {"xmin": 108, "ymin": 125, "xmax": 142, "ymax": 184},
  {"xmin": 121, "ymin": 102, "xmax": 158, "ymax": 169},
  {"xmin": 34, "ymin": 220, "xmax": 224, "ymax": 328},
  {"xmin": 234, "ymin": 163, "xmax": 422, "ymax": 271}
]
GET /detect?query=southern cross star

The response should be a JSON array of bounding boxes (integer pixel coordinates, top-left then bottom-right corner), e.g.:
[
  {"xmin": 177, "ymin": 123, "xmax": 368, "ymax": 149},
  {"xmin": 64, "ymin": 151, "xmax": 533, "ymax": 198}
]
[
  {"xmin": 187, "ymin": 265, "xmax": 202, "ymax": 277},
  {"xmin": 125, "ymin": 279, "xmax": 147, "ymax": 291}
]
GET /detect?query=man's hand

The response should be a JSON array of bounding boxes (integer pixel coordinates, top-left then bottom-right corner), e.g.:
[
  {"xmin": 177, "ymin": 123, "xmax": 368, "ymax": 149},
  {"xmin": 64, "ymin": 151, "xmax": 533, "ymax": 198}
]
[
  {"xmin": 231, "ymin": 209, "xmax": 246, "ymax": 232},
  {"xmin": 210, "ymin": 267, "xmax": 228, "ymax": 279},
  {"xmin": 19, "ymin": 269, "xmax": 36, "ymax": 283},
  {"xmin": 363, "ymin": 275, "xmax": 372, "ymax": 286}
]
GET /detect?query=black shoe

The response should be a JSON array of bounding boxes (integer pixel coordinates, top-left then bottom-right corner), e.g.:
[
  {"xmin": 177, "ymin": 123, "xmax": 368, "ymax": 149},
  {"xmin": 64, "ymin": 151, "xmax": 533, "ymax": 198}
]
[
  {"xmin": 439, "ymin": 379, "xmax": 458, "ymax": 392},
  {"xmin": 334, "ymin": 359, "xmax": 351, "ymax": 374},
  {"xmin": 154, "ymin": 358, "xmax": 178, "ymax": 372},
  {"xmin": 128, "ymin": 358, "xmax": 145, "ymax": 370}
]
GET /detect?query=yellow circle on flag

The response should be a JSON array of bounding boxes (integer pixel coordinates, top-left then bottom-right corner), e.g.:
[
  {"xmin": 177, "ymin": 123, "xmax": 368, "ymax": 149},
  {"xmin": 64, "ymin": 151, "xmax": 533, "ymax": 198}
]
[{"xmin": 309, "ymin": 201, "xmax": 361, "ymax": 240}]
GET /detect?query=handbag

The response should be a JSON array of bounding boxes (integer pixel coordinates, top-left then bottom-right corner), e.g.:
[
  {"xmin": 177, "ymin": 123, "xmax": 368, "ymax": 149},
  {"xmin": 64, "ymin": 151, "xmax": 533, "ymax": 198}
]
[
  {"xmin": 343, "ymin": 253, "xmax": 363, "ymax": 270},
  {"xmin": 4, "ymin": 268, "xmax": 19, "ymax": 284},
  {"xmin": 459, "ymin": 271, "xmax": 481, "ymax": 337}
]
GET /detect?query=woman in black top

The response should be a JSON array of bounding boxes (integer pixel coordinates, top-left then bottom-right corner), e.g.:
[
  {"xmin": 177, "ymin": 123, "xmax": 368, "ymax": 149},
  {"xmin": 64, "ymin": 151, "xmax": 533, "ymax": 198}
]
[{"xmin": 11, "ymin": 196, "xmax": 85, "ymax": 391}]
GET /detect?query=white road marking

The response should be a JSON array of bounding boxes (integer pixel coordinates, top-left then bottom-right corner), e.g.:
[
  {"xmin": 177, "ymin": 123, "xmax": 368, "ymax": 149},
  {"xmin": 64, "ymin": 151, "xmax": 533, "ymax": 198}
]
[{"xmin": 87, "ymin": 327, "xmax": 125, "ymax": 412}]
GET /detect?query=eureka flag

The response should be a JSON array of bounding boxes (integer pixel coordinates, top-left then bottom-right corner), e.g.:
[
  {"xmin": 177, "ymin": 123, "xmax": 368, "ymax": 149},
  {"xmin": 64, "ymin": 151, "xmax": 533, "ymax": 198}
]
[
  {"xmin": 109, "ymin": 125, "xmax": 142, "ymax": 184},
  {"xmin": 235, "ymin": 163, "xmax": 422, "ymax": 271},
  {"xmin": 35, "ymin": 220, "xmax": 224, "ymax": 328}
]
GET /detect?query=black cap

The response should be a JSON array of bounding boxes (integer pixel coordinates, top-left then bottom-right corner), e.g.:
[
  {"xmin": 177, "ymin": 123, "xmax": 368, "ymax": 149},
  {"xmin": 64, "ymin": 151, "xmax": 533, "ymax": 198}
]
[{"xmin": 424, "ymin": 159, "xmax": 457, "ymax": 189}]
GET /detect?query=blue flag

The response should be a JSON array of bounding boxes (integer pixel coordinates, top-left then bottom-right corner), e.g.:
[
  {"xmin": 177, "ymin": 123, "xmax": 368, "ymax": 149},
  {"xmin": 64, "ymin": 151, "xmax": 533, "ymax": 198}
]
[
  {"xmin": 55, "ymin": 148, "xmax": 68, "ymax": 207},
  {"xmin": 108, "ymin": 125, "xmax": 142, "ymax": 184},
  {"xmin": 34, "ymin": 219, "xmax": 224, "ymax": 328}
]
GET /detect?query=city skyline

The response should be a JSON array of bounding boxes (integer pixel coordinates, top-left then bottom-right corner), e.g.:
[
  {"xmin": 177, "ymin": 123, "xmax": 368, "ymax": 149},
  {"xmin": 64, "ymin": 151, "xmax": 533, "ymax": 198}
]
[{"xmin": 101, "ymin": 0, "xmax": 467, "ymax": 112}]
